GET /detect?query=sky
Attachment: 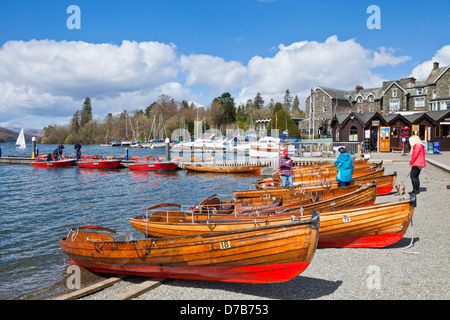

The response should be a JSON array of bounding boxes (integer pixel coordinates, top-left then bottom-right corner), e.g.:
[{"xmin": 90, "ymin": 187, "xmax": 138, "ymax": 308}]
[{"xmin": 0, "ymin": 0, "xmax": 449, "ymax": 129}]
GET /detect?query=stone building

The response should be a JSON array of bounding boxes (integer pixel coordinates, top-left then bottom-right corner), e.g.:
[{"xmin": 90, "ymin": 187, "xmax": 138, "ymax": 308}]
[{"xmin": 301, "ymin": 62, "xmax": 450, "ymax": 137}]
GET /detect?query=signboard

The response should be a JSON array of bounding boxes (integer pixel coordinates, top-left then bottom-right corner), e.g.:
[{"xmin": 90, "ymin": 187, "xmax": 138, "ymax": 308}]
[
  {"xmin": 427, "ymin": 142, "xmax": 433, "ymax": 154},
  {"xmin": 433, "ymin": 141, "xmax": 440, "ymax": 154}
]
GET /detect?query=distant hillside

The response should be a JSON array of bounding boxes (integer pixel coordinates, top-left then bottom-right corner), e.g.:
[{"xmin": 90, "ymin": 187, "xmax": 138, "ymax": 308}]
[
  {"xmin": 0, "ymin": 127, "xmax": 36, "ymax": 142},
  {"xmin": 6, "ymin": 127, "xmax": 43, "ymax": 137}
]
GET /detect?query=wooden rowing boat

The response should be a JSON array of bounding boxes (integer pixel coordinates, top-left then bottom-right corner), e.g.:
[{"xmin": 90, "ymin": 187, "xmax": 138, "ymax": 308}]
[
  {"xmin": 234, "ymin": 172, "xmax": 397, "ymax": 198},
  {"xmin": 59, "ymin": 213, "xmax": 319, "ymax": 283},
  {"xmin": 130, "ymin": 183, "xmax": 376, "ymax": 237},
  {"xmin": 186, "ymin": 183, "xmax": 375, "ymax": 215},
  {"xmin": 255, "ymin": 168, "xmax": 385, "ymax": 189},
  {"xmin": 291, "ymin": 161, "xmax": 382, "ymax": 174},
  {"xmin": 130, "ymin": 195, "xmax": 415, "ymax": 248},
  {"xmin": 185, "ymin": 164, "xmax": 264, "ymax": 173}
]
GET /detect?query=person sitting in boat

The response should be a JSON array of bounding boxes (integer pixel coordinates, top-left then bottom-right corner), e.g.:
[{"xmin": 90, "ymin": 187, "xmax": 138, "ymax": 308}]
[
  {"xmin": 279, "ymin": 149, "xmax": 294, "ymax": 188},
  {"xmin": 46, "ymin": 153, "xmax": 52, "ymax": 162},
  {"xmin": 334, "ymin": 147, "xmax": 353, "ymax": 187},
  {"xmin": 52, "ymin": 148, "xmax": 60, "ymax": 160}
]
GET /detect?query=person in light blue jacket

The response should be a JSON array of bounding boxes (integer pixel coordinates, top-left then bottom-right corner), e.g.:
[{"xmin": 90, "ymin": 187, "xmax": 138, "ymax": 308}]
[{"xmin": 334, "ymin": 147, "xmax": 353, "ymax": 187}]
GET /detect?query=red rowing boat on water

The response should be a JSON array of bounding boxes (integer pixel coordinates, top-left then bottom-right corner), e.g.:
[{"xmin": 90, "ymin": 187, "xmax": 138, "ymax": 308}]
[
  {"xmin": 32, "ymin": 154, "xmax": 75, "ymax": 168},
  {"xmin": 129, "ymin": 156, "xmax": 179, "ymax": 171},
  {"xmin": 77, "ymin": 155, "xmax": 121, "ymax": 169}
]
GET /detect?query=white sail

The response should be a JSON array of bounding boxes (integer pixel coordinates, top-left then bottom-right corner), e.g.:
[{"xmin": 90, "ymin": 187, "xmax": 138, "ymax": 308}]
[{"xmin": 16, "ymin": 128, "xmax": 26, "ymax": 149}]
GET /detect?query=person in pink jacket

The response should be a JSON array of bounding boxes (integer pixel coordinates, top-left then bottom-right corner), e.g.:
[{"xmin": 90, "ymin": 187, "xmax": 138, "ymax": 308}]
[{"xmin": 408, "ymin": 135, "xmax": 426, "ymax": 194}]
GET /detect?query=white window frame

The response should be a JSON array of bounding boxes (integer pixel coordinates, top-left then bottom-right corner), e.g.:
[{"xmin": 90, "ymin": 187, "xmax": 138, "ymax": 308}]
[
  {"xmin": 415, "ymin": 97, "xmax": 425, "ymax": 107},
  {"xmin": 432, "ymin": 89, "xmax": 437, "ymax": 99},
  {"xmin": 389, "ymin": 99, "xmax": 400, "ymax": 111},
  {"xmin": 417, "ymin": 87, "xmax": 423, "ymax": 95},
  {"xmin": 392, "ymin": 88, "xmax": 397, "ymax": 97}
]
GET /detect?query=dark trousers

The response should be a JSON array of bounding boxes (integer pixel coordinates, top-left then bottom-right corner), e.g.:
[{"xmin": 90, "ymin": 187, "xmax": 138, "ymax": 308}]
[
  {"xmin": 410, "ymin": 166, "xmax": 422, "ymax": 194},
  {"xmin": 338, "ymin": 181, "xmax": 351, "ymax": 187}
]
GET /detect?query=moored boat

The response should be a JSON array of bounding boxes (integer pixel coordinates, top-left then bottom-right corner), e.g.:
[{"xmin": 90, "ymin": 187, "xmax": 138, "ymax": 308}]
[
  {"xmin": 255, "ymin": 168, "xmax": 385, "ymax": 189},
  {"xmin": 130, "ymin": 194, "xmax": 415, "ymax": 248},
  {"xmin": 60, "ymin": 212, "xmax": 319, "ymax": 283},
  {"xmin": 130, "ymin": 183, "xmax": 376, "ymax": 237},
  {"xmin": 129, "ymin": 156, "xmax": 179, "ymax": 171},
  {"xmin": 234, "ymin": 172, "xmax": 397, "ymax": 198},
  {"xmin": 32, "ymin": 154, "xmax": 74, "ymax": 167},
  {"xmin": 77, "ymin": 155, "xmax": 122, "ymax": 169},
  {"xmin": 185, "ymin": 164, "xmax": 264, "ymax": 174}
]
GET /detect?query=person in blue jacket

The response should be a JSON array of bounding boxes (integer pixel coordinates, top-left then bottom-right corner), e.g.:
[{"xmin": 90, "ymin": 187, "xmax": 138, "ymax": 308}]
[{"xmin": 334, "ymin": 147, "xmax": 353, "ymax": 187}]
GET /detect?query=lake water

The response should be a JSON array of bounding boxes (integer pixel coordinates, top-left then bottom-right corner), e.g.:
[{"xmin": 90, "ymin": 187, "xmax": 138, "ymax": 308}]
[{"xmin": 0, "ymin": 142, "xmax": 257, "ymax": 299}]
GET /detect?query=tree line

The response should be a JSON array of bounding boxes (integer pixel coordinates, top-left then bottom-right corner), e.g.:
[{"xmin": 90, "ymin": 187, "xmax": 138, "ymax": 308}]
[{"xmin": 40, "ymin": 90, "xmax": 306, "ymax": 144}]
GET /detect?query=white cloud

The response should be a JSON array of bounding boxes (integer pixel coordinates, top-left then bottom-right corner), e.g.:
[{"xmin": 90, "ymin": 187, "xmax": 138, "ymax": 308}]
[
  {"xmin": 0, "ymin": 36, "xmax": 421, "ymax": 128},
  {"xmin": 410, "ymin": 45, "xmax": 450, "ymax": 79},
  {"xmin": 235, "ymin": 35, "xmax": 410, "ymax": 105}
]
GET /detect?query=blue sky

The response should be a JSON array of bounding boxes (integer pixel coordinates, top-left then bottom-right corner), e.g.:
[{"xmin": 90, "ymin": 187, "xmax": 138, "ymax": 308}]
[{"xmin": 0, "ymin": 0, "xmax": 449, "ymax": 128}]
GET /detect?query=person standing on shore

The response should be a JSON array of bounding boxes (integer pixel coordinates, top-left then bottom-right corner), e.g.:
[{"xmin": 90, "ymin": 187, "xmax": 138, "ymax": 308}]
[
  {"xmin": 334, "ymin": 147, "xmax": 353, "ymax": 187},
  {"xmin": 279, "ymin": 149, "xmax": 294, "ymax": 188},
  {"xmin": 74, "ymin": 141, "xmax": 82, "ymax": 161},
  {"xmin": 408, "ymin": 135, "xmax": 426, "ymax": 194}
]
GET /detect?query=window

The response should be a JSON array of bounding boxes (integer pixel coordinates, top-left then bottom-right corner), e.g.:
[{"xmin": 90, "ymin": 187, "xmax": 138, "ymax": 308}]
[
  {"xmin": 357, "ymin": 96, "xmax": 363, "ymax": 103},
  {"xmin": 415, "ymin": 97, "xmax": 425, "ymax": 107},
  {"xmin": 368, "ymin": 95, "xmax": 374, "ymax": 102},
  {"xmin": 389, "ymin": 99, "xmax": 400, "ymax": 111},
  {"xmin": 349, "ymin": 126, "xmax": 358, "ymax": 141},
  {"xmin": 417, "ymin": 88, "xmax": 423, "ymax": 95},
  {"xmin": 392, "ymin": 127, "xmax": 401, "ymax": 138},
  {"xmin": 369, "ymin": 105, "xmax": 374, "ymax": 112},
  {"xmin": 323, "ymin": 106, "xmax": 327, "ymax": 112},
  {"xmin": 323, "ymin": 95, "xmax": 327, "ymax": 101},
  {"xmin": 433, "ymin": 90, "xmax": 437, "ymax": 99},
  {"xmin": 430, "ymin": 102, "xmax": 438, "ymax": 111},
  {"xmin": 436, "ymin": 125, "xmax": 440, "ymax": 138},
  {"xmin": 440, "ymin": 125, "xmax": 450, "ymax": 138},
  {"xmin": 392, "ymin": 88, "xmax": 397, "ymax": 97}
]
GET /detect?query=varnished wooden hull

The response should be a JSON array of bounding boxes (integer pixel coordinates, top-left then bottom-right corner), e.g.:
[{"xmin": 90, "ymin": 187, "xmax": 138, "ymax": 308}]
[
  {"xmin": 130, "ymin": 195, "xmax": 415, "ymax": 248},
  {"xmin": 189, "ymin": 184, "xmax": 375, "ymax": 216},
  {"xmin": 291, "ymin": 161, "xmax": 381, "ymax": 174},
  {"xmin": 234, "ymin": 173, "xmax": 397, "ymax": 198},
  {"xmin": 185, "ymin": 165, "xmax": 264, "ymax": 173},
  {"xmin": 60, "ymin": 215, "xmax": 319, "ymax": 283},
  {"xmin": 255, "ymin": 168, "xmax": 385, "ymax": 189},
  {"xmin": 186, "ymin": 183, "xmax": 366, "ymax": 214}
]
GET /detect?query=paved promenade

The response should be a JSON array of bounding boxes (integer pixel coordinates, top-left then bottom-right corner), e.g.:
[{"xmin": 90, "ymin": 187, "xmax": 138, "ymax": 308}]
[{"xmin": 368, "ymin": 150, "xmax": 450, "ymax": 173}]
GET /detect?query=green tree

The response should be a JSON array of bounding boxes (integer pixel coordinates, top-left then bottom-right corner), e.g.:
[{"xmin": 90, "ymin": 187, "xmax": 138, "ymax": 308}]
[
  {"xmin": 267, "ymin": 102, "xmax": 300, "ymax": 138},
  {"xmin": 291, "ymin": 95, "xmax": 301, "ymax": 116},
  {"xmin": 70, "ymin": 110, "xmax": 80, "ymax": 133},
  {"xmin": 253, "ymin": 92, "xmax": 264, "ymax": 109},
  {"xmin": 80, "ymin": 97, "xmax": 93, "ymax": 126},
  {"xmin": 214, "ymin": 92, "xmax": 236, "ymax": 124},
  {"xmin": 283, "ymin": 89, "xmax": 293, "ymax": 110}
]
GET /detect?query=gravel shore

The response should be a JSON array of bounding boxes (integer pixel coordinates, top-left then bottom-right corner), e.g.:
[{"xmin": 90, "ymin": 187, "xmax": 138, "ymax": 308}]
[{"xmin": 75, "ymin": 161, "xmax": 449, "ymax": 301}]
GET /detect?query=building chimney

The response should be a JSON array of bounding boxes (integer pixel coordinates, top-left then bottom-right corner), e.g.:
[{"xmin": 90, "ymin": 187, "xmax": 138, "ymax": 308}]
[
  {"xmin": 355, "ymin": 85, "xmax": 364, "ymax": 93},
  {"xmin": 433, "ymin": 61, "xmax": 439, "ymax": 70}
]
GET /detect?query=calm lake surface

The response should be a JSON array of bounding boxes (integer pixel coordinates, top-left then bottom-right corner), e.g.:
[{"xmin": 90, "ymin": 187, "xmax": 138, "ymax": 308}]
[{"xmin": 0, "ymin": 142, "xmax": 256, "ymax": 299}]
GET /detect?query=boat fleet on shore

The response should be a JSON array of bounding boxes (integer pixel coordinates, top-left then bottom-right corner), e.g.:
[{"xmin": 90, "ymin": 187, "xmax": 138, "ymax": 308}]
[{"xmin": 58, "ymin": 157, "xmax": 417, "ymax": 284}]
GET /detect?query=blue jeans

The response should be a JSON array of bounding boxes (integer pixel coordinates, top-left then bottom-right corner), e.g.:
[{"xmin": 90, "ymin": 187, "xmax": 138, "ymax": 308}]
[
  {"xmin": 281, "ymin": 175, "xmax": 293, "ymax": 188},
  {"xmin": 338, "ymin": 181, "xmax": 351, "ymax": 187}
]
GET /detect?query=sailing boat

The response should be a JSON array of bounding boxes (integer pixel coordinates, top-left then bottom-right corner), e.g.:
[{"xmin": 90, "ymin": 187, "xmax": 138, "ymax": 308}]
[{"xmin": 16, "ymin": 128, "xmax": 26, "ymax": 149}]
